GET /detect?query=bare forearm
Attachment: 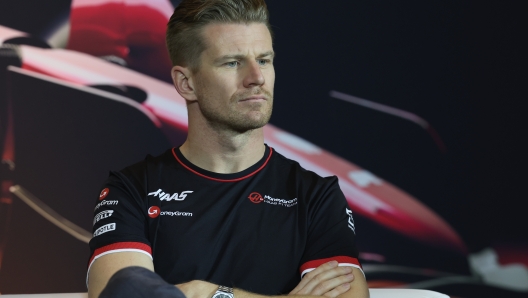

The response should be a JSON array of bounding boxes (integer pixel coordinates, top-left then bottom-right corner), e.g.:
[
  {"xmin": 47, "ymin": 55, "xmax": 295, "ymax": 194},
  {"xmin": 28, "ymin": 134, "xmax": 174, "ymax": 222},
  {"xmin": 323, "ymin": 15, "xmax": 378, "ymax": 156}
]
[
  {"xmin": 235, "ymin": 288, "xmax": 319, "ymax": 298},
  {"xmin": 336, "ymin": 268, "xmax": 370, "ymax": 298},
  {"xmin": 234, "ymin": 287, "xmax": 368, "ymax": 298},
  {"xmin": 337, "ymin": 282, "xmax": 369, "ymax": 298},
  {"xmin": 177, "ymin": 266, "xmax": 369, "ymax": 298},
  {"xmin": 179, "ymin": 282, "xmax": 368, "ymax": 298}
]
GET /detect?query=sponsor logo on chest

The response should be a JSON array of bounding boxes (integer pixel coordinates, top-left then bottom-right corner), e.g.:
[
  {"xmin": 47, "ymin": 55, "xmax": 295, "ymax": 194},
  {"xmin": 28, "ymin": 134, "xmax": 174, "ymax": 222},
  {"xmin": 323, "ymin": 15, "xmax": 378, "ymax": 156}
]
[
  {"xmin": 248, "ymin": 192, "xmax": 298, "ymax": 207},
  {"xmin": 147, "ymin": 206, "xmax": 193, "ymax": 218},
  {"xmin": 148, "ymin": 206, "xmax": 161, "ymax": 218},
  {"xmin": 148, "ymin": 189, "xmax": 193, "ymax": 201},
  {"xmin": 160, "ymin": 211, "xmax": 192, "ymax": 217}
]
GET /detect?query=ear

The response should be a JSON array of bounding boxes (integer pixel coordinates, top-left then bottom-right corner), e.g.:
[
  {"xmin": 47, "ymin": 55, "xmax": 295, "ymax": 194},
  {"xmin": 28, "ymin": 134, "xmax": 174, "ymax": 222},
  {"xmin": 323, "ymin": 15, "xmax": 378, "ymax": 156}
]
[{"xmin": 171, "ymin": 65, "xmax": 197, "ymax": 101}]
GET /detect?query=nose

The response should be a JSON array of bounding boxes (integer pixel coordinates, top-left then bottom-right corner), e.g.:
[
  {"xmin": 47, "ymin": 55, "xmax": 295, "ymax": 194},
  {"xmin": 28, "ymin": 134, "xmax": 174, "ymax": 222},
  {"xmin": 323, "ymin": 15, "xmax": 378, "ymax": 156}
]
[{"xmin": 243, "ymin": 60, "xmax": 265, "ymax": 87}]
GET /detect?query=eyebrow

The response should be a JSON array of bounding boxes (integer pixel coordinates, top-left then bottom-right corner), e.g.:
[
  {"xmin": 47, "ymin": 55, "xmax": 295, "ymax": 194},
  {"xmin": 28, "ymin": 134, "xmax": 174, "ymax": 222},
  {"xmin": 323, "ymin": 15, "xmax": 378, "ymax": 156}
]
[
  {"xmin": 214, "ymin": 51, "xmax": 275, "ymax": 63},
  {"xmin": 257, "ymin": 51, "xmax": 275, "ymax": 59}
]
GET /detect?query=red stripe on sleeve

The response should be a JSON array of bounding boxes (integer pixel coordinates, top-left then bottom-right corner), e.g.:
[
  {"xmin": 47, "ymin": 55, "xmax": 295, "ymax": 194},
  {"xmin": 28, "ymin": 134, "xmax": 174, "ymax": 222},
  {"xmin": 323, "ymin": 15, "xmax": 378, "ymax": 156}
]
[
  {"xmin": 300, "ymin": 256, "xmax": 362, "ymax": 275},
  {"xmin": 88, "ymin": 242, "xmax": 152, "ymax": 268}
]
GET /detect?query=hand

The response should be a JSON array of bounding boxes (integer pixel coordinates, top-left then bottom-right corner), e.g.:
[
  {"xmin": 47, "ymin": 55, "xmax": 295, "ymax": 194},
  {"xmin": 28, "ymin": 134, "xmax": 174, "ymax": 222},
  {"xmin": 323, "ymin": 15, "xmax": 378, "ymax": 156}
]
[
  {"xmin": 289, "ymin": 261, "xmax": 354, "ymax": 298},
  {"xmin": 176, "ymin": 280, "xmax": 218, "ymax": 298}
]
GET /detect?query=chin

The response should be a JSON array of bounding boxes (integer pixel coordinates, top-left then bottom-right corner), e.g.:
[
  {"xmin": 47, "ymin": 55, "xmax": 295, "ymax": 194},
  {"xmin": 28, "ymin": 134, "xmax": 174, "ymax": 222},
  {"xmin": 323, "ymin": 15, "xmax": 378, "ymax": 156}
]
[{"xmin": 229, "ymin": 116, "xmax": 270, "ymax": 133}]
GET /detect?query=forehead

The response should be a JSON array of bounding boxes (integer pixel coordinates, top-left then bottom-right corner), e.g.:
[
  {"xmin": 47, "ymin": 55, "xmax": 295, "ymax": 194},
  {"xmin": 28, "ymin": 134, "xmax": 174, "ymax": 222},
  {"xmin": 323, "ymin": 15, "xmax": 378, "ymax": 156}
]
[{"xmin": 200, "ymin": 22, "xmax": 273, "ymax": 58}]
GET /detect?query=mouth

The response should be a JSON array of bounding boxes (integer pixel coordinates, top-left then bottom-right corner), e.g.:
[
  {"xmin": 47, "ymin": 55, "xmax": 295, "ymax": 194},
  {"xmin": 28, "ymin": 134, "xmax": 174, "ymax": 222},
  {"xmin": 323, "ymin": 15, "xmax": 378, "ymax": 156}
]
[{"xmin": 239, "ymin": 96, "xmax": 267, "ymax": 103}]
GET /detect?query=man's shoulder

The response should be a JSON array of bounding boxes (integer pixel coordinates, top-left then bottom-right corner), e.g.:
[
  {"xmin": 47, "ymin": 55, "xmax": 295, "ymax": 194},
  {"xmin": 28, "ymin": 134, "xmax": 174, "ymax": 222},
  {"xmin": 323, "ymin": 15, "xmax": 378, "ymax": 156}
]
[
  {"xmin": 106, "ymin": 148, "xmax": 176, "ymax": 189},
  {"xmin": 119, "ymin": 148, "xmax": 176, "ymax": 175},
  {"xmin": 101, "ymin": 148, "xmax": 177, "ymax": 200},
  {"xmin": 270, "ymin": 146, "xmax": 339, "ymax": 186},
  {"xmin": 269, "ymin": 147, "xmax": 344, "ymax": 209}
]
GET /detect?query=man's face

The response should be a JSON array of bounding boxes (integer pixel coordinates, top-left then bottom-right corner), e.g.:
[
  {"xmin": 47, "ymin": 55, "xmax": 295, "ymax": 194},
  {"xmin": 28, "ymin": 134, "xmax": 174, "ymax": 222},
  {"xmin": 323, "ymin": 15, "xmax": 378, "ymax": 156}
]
[{"xmin": 191, "ymin": 22, "xmax": 275, "ymax": 133}]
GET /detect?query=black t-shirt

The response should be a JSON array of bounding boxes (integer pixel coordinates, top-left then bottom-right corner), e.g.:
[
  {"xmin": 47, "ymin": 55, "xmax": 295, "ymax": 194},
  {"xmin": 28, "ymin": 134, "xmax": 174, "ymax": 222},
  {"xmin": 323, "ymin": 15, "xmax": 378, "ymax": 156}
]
[{"xmin": 89, "ymin": 145, "xmax": 361, "ymax": 294}]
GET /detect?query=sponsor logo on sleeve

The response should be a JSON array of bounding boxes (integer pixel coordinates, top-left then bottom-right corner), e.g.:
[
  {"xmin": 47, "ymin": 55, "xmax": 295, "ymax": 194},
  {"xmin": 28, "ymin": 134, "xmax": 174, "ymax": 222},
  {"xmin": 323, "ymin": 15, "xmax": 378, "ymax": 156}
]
[
  {"xmin": 93, "ymin": 223, "xmax": 116, "ymax": 237},
  {"xmin": 94, "ymin": 200, "xmax": 118, "ymax": 211},
  {"xmin": 93, "ymin": 210, "xmax": 114, "ymax": 226},
  {"xmin": 99, "ymin": 188, "xmax": 110, "ymax": 200},
  {"xmin": 148, "ymin": 206, "xmax": 161, "ymax": 218},
  {"xmin": 148, "ymin": 189, "xmax": 193, "ymax": 201},
  {"xmin": 346, "ymin": 208, "xmax": 355, "ymax": 233},
  {"xmin": 248, "ymin": 192, "xmax": 297, "ymax": 207}
]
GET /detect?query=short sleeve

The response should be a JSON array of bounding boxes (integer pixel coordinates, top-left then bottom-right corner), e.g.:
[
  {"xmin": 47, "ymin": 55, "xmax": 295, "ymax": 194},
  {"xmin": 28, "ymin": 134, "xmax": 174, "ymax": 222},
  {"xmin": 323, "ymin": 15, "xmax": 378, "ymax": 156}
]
[
  {"xmin": 88, "ymin": 170, "xmax": 151, "ymax": 275},
  {"xmin": 299, "ymin": 177, "xmax": 363, "ymax": 277}
]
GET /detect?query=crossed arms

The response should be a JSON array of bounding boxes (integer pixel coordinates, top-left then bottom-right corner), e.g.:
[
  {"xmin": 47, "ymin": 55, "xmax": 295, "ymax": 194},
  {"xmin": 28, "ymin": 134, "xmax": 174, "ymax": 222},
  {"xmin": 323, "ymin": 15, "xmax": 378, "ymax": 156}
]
[{"xmin": 88, "ymin": 252, "xmax": 369, "ymax": 298}]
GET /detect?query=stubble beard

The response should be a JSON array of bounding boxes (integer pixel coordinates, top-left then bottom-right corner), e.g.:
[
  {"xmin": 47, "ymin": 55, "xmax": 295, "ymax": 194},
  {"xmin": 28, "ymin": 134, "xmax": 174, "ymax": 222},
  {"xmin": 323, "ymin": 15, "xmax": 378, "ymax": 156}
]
[{"xmin": 198, "ymin": 88, "xmax": 273, "ymax": 134}]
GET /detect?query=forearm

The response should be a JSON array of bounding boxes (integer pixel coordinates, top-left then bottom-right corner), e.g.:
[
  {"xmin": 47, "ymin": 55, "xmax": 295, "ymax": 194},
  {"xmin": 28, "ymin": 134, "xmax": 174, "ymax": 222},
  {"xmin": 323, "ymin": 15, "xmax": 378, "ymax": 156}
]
[
  {"xmin": 97, "ymin": 266, "xmax": 185, "ymax": 298},
  {"xmin": 234, "ymin": 288, "xmax": 319, "ymax": 298},
  {"xmin": 335, "ymin": 268, "xmax": 369, "ymax": 298},
  {"xmin": 88, "ymin": 252, "xmax": 155, "ymax": 298},
  {"xmin": 178, "ymin": 267, "xmax": 369, "ymax": 298},
  {"xmin": 234, "ymin": 286, "xmax": 368, "ymax": 298},
  {"xmin": 336, "ymin": 282, "xmax": 369, "ymax": 298},
  {"xmin": 179, "ymin": 281, "xmax": 368, "ymax": 298},
  {"xmin": 289, "ymin": 265, "xmax": 369, "ymax": 298}
]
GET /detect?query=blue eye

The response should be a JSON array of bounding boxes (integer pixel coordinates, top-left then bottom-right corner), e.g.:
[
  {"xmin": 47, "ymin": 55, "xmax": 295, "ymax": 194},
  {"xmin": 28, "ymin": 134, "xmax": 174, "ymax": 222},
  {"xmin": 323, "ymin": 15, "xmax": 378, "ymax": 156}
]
[
  {"xmin": 226, "ymin": 61, "xmax": 239, "ymax": 67},
  {"xmin": 258, "ymin": 59, "xmax": 270, "ymax": 66}
]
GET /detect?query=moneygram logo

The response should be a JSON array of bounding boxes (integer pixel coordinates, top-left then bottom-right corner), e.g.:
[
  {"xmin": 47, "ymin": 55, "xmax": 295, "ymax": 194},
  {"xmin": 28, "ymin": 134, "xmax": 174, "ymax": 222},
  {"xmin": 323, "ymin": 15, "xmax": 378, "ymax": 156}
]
[
  {"xmin": 99, "ymin": 188, "xmax": 110, "ymax": 200},
  {"xmin": 160, "ymin": 211, "xmax": 192, "ymax": 217},
  {"xmin": 93, "ymin": 210, "xmax": 114, "ymax": 226},
  {"xmin": 94, "ymin": 200, "xmax": 118, "ymax": 211},
  {"xmin": 148, "ymin": 206, "xmax": 161, "ymax": 218},
  {"xmin": 93, "ymin": 223, "xmax": 116, "ymax": 237},
  {"xmin": 148, "ymin": 189, "xmax": 193, "ymax": 201},
  {"xmin": 248, "ymin": 192, "xmax": 264, "ymax": 204}
]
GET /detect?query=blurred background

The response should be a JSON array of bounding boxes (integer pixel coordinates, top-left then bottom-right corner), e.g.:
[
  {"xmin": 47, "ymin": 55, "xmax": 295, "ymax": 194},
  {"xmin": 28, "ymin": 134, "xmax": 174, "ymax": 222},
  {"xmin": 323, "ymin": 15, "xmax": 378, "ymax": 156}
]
[{"xmin": 0, "ymin": 0, "xmax": 526, "ymax": 297}]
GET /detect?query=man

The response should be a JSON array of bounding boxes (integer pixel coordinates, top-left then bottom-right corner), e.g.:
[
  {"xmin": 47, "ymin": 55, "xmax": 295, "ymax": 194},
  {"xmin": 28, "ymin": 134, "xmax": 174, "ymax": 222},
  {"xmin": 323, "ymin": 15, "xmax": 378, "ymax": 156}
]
[{"xmin": 88, "ymin": 0, "xmax": 369, "ymax": 297}]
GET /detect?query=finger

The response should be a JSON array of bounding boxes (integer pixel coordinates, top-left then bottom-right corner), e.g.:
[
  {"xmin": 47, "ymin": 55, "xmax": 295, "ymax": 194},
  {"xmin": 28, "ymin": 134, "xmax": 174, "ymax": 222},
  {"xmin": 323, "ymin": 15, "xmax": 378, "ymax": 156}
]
[
  {"xmin": 293, "ymin": 266, "xmax": 349, "ymax": 295},
  {"xmin": 290, "ymin": 261, "xmax": 338, "ymax": 294},
  {"xmin": 296, "ymin": 268, "xmax": 354, "ymax": 295},
  {"xmin": 310, "ymin": 273, "xmax": 354, "ymax": 296},
  {"xmin": 323, "ymin": 283, "xmax": 351, "ymax": 298}
]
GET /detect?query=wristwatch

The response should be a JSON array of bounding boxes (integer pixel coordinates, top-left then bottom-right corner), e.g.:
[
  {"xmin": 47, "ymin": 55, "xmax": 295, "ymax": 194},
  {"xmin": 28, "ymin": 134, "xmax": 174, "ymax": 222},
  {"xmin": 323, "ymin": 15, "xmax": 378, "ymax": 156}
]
[{"xmin": 212, "ymin": 285, "xmax": 234, "ymax": 298}]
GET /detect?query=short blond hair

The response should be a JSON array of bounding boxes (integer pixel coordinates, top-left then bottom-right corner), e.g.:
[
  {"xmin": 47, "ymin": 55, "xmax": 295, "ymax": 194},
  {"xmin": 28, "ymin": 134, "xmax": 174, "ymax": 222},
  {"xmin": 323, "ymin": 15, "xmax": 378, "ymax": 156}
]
[{"xmin": 166, "ymin": 0, "xmax": 272, "ymax": 71}]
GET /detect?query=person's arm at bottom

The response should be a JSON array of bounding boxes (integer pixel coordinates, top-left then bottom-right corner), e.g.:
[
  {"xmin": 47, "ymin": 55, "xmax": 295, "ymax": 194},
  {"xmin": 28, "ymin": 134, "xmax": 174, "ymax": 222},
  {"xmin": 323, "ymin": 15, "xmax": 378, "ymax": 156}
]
[
  {"xmin": 88, "ymin": 251, "xmax": 155, "ymax": 298},
  {"xmin": 334, "ymin": 267, "xmax": 369, "ymax": 298},
  {"xmin": 238, "ymin": 267, "xmax": 368, "ymax": 298},
  {"xmin": 289, "ymin": 261, "xmax": 356, "ymax": 297},
  {"xmin": 90, "ymin": 255, "xmax": 367, "ymax": 298},
  {"xmin": 177, "ymin": 264, "xmax": 368, "ymax": 298}
]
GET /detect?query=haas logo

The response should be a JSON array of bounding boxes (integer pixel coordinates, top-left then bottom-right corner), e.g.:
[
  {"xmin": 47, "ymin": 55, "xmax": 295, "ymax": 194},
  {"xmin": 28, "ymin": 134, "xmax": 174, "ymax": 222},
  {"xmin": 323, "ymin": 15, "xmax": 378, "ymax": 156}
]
[
  {"xmin": 148, "ymin": 206, "xmax": 161, "ymax": 218},
  {"xmin": 148, "ymin": 189, "xmax": 193, "ymax": 201},
  {"xmin": 248, "ymin": 192, "xmax": 264, "ymax": 204}
]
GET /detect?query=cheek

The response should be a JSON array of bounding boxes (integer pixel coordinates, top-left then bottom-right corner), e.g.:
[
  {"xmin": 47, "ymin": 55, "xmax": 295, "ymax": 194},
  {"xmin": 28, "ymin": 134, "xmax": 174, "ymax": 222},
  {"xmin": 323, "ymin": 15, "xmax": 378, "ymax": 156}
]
[
  {"xmin": 198, "ymin": 74, "xmax": 225, "ymax": 96},
  {"xmin": 264, "ymin": 69, "xmax": 275, "ymax": 87},
  {"xmin": 210, "ymin": 73, "xmax": 238, "ymax": 92}
]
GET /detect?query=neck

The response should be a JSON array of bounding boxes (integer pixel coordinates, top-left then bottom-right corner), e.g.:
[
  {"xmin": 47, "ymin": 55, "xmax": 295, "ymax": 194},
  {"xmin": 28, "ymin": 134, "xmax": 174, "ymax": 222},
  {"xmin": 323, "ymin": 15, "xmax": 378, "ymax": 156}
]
[{"xmin": 180, "ymin": 119, "xmax": 266, "ymax": 174}]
